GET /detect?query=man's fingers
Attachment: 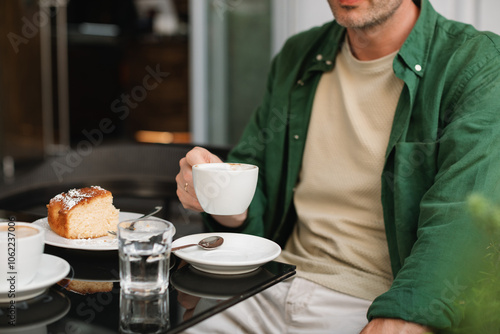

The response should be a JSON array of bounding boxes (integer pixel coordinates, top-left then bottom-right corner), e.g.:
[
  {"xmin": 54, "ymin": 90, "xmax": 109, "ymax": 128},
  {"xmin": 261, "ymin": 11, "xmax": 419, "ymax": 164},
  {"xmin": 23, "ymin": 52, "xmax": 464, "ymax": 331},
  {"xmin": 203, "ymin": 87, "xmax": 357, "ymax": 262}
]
[
  {"xmin": 178, "ymin": 158, "xmax": 193, "ymax": 185},
  {"xmin": 176, "ymin": 146, "xmax": 222, "ymax": 213},
  {"xmin": 186, "ymin": 147, "xmax": 222, "ymax": 167},
  {"xmin": 176, "ymin": 186, "xmax": 204, "ymax": 212}
]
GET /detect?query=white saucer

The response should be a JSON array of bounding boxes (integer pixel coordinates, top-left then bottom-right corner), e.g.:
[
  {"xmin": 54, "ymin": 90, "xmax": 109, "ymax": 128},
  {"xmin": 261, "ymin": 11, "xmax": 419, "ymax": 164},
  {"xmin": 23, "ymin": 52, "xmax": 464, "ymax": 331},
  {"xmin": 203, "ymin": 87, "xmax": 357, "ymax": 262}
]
[
  {"xmin": 32, "ymin": 212, "xmax": 145, "ymax": 251},
  {"xmin": 0, "ymin": 254, "xmax": 70, "ymax": 302},
  {"xmin": 172, "ymin": 232, "xmax": 281, "ymax": 275}
]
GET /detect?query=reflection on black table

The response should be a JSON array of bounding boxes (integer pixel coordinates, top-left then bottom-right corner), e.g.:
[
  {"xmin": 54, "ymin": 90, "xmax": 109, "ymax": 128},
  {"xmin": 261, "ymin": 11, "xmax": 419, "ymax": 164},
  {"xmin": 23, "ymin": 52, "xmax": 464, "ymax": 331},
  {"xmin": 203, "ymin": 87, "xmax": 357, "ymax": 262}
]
[
  {"xmin": 0, "ymin": 289, "xmax": 70, "ymax": 332},
  {"xmin": 0, "ymin": 253, "xmax": 295, "ymax": 334}
]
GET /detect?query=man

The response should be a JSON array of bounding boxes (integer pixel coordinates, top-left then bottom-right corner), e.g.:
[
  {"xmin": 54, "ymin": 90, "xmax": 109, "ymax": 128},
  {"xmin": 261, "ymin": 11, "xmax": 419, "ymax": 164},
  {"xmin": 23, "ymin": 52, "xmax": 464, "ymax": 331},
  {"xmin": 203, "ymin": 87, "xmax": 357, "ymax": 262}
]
[{"xmin": 176, "ymin": 0, "xmax": 500, "ymax": 332}]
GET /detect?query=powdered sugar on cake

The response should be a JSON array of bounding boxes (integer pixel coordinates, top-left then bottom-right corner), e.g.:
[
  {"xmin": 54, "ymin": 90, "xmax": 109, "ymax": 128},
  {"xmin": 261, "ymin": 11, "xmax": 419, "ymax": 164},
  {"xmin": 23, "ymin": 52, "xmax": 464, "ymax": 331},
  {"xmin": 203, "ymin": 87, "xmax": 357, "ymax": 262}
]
[{"xmin": 52, "ymin": 186, "xmax": 106, "ymax": 211}]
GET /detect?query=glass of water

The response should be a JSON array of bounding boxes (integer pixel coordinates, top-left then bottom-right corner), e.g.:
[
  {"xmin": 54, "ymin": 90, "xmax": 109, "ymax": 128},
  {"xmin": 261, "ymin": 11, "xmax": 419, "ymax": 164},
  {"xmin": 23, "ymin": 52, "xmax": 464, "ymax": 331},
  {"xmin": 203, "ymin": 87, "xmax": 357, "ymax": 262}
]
[{"xmin": 118, "ymin": 218, "xmax": 175, "ymax": 296}]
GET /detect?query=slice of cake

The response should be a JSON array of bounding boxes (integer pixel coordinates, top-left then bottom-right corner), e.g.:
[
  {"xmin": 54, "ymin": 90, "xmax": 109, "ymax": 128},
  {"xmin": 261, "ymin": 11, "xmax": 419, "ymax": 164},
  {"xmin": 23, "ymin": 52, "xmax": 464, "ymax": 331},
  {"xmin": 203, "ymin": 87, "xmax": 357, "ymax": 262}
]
[{"xmin": 47, "ymin": 186, "xmax": 120, "ymax": 239}]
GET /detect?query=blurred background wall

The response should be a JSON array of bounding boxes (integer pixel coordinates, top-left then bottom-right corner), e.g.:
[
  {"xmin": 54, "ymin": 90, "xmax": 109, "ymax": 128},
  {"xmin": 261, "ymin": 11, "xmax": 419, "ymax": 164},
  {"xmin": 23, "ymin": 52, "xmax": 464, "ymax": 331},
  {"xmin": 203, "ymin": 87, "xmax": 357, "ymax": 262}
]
[{"xmin": 1, "ymin": 0, "xmax": 499, "ymax": 179}]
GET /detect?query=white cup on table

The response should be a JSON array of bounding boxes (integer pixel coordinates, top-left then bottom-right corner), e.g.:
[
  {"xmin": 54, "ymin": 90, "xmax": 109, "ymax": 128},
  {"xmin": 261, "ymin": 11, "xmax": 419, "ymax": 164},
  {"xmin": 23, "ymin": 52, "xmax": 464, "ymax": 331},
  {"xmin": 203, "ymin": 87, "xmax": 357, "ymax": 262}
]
[
  {"xmin": 192, "ymin": 162, "xmax": 259, "ymax": 215},
  {"xmin": 0, "ymin": 222, "xmax": 45, "ymax": 291}
]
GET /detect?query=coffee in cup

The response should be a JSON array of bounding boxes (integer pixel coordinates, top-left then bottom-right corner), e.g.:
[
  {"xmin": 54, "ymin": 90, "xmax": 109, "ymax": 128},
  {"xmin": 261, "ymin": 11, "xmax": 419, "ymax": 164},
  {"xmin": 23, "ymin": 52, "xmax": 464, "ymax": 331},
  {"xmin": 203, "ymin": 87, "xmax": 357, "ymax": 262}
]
[
  {"xmin": 0, "ymin": 222, "xmax": 45, "ymax": 291},
  {"xmin": 192, "ymin": 163, "xmax": 258, "ymax": 215}
]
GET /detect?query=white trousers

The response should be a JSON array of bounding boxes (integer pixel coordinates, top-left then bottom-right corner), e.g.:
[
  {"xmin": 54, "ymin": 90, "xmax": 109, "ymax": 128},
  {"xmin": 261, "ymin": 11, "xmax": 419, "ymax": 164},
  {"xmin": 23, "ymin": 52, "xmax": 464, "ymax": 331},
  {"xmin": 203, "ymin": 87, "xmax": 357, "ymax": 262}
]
[{"xmin": 182, "ymin": 277, "xmax": 372, "ymax": 334}]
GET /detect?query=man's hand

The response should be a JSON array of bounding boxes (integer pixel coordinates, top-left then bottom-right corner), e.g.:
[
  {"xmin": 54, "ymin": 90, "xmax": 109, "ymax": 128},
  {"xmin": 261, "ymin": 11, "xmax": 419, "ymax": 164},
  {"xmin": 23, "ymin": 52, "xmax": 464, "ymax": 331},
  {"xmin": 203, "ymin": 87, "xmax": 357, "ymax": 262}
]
[
  {"xmin": 175, "ymin": 146, "xmax": 248, "ymax": 228},
  {"xmin": 176, "ymin": 146, "xmax": 223, "ymax": 212},
  {"xmin": 360, "ymin": 318, "xmax": 433, "ymax": 334}
]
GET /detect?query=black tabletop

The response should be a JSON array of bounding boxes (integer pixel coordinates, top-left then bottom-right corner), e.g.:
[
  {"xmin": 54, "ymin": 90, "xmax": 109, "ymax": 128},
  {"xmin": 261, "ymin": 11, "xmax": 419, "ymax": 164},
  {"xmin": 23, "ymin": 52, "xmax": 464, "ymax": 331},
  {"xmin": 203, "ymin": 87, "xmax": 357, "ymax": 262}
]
[{"xmin": 0, "ymin": 211, "xmax": 296, "ymax": 333}]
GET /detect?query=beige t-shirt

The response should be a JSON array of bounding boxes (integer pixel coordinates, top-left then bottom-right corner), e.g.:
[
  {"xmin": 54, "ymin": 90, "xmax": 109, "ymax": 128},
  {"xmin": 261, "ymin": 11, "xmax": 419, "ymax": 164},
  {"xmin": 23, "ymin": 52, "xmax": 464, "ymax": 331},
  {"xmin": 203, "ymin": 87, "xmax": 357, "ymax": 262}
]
[{"xmin": 278, "ymin": 40, "xmax": 404, "ymax": 301}]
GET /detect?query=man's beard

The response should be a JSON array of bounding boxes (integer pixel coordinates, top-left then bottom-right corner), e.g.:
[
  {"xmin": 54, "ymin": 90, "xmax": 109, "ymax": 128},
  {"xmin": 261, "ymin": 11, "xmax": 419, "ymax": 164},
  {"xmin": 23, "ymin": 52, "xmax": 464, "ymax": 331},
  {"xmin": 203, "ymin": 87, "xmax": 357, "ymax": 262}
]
[{"xmin": 333, "ymin": 0, "xmax": 404, "ymax": 31}]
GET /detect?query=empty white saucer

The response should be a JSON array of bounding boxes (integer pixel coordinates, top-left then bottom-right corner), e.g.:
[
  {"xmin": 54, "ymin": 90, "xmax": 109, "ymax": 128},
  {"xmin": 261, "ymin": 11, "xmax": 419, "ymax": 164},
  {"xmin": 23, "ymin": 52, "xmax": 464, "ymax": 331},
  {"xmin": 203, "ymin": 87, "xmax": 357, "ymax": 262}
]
[
  {"xmin": 172, "ymin": 232, "xmax": 281, "ymax": 275},
  {"xmin": 0, "ymin": 254, "xmax": 70, "ymax": 302}
]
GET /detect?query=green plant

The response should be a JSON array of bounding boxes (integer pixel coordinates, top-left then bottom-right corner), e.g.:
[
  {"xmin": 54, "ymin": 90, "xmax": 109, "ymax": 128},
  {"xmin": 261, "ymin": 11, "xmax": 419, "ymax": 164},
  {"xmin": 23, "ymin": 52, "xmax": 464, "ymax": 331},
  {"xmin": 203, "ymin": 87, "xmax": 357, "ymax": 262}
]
[{"xmin": 455, "ymin": 194, "xmax": 500, "ymax": 333}]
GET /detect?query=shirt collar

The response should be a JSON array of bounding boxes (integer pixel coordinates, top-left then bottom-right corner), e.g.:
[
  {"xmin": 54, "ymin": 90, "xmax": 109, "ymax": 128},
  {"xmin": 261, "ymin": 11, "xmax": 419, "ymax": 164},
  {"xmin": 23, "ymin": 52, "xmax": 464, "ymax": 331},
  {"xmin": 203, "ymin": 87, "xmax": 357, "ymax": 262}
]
[
  {"xmin": 397, "ymin": 0, "xmax": 438, "ymax": 78},
  {"xmin": 300, "ymin": 0, "xmax": 438, "ymax": 81},
  {"xmin": 297, "ymin": 23, "xmax": 344, "ymax": 83}
]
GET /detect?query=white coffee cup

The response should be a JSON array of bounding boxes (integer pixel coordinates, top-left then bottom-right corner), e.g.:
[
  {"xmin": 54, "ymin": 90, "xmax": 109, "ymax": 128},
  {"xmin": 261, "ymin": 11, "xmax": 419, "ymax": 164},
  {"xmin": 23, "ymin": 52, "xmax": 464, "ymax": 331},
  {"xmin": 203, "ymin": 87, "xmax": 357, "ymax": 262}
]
[
  {"xmin": 192, "ymin": 163, "xmax": 259, "ymax": 215},
  {"xmin": 0, "ymin": 222, "xmax": 45, "ymax": 290}
]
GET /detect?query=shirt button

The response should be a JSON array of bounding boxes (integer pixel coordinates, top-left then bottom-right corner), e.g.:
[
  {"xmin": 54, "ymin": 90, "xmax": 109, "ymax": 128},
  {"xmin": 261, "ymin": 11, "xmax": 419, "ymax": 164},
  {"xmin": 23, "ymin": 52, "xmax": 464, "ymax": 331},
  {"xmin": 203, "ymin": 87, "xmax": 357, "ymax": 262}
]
[
  {"xmin": 325, "ymin": 60, "xmax": 332, "ymax": 65},
  {"xmin": 415, "ymin": 64, "xmax": 422, "ymax": 72},
  {"xmin": 316, "ymin": 54, "xmax": 323, "ymax": 61},
  {"xmin": 297, "ymin": 80, "xmax": 304, "ymax": 86},
  {"xmin": 294, "ymin": 135, "xmax": 300, "ymax": 140}
]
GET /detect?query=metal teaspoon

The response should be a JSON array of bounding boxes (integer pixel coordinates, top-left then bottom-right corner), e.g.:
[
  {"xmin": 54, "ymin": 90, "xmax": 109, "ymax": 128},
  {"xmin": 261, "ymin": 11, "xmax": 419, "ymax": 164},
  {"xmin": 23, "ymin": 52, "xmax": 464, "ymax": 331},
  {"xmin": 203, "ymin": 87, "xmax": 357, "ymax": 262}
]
[
  {"xmin": 108, "ymin": 206, "xmax": 163, "ymax": 235},
  {"xmin": 171, "ymin": 235, "xmax": 224, "ymax": 252}
]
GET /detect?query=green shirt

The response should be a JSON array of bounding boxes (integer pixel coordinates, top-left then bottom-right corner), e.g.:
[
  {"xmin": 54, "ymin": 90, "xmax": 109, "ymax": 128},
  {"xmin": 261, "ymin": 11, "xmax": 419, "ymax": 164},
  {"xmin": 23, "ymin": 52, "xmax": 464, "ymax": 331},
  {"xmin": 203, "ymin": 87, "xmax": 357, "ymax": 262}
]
[{"xmin": 205, "ymin": 0, "xmax": 500, "ymax": 329}]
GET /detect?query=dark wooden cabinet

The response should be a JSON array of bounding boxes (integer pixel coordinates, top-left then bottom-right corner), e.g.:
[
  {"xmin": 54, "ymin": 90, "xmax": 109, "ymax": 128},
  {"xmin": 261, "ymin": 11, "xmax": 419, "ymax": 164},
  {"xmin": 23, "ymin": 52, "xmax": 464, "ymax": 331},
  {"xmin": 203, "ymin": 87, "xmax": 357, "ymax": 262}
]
[
  {"xmin": 122, "ymin": 38, "xmax": 189, "ymax": 135},
  {"xmin": 67, "ymin": 35, "xmax": 190, "ymax": 143},
  {"xmin": 1, "ymin": 0, "xmax": 191, "ymax": 165}
]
